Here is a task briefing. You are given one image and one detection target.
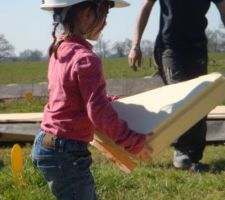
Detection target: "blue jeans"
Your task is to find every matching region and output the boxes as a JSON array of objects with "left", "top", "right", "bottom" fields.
[{"left": 31, "top": 131, "right": 98, "bottom": 200}]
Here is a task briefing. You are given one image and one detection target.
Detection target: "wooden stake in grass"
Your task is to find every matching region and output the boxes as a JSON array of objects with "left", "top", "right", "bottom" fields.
[
  {"left": 24, "top": 91, "right": 33, "bottom": 103},
  {"left": 11, "top": 144, "right": 26, "bottom": 186}
]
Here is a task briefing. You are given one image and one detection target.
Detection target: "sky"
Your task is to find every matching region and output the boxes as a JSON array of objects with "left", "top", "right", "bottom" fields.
[{"left": 0, "top": 0, "right": 223, "bottom": 56}]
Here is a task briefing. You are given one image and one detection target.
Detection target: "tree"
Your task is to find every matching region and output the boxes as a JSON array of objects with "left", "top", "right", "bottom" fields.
[
  {"left": 123, "top": 38, "right": 132, "bottom": 55},
  {"left": 141, "top": 39, "right": 154, "bottom": 56},
  {"left": 0, "top": 34, "right": 15, "bottom": 61},
  {"left": 207, "top": 29, "right": 225, "bottom": 52},
  {"left": 112, "top": 39, "right": 132, "bottom": 57},
  {"left": 111, "top": 38, "right": 154, "bottom": 58},
  {"left": 94, "top": 35, "right": 110, "bottom": 58},
  {"left": 19, "top": 49, "right": 43, "bottom": 61}
]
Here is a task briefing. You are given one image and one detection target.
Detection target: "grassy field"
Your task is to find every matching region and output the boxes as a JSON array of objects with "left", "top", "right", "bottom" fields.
[
  {"left": 1, "top": 144, "right": 225, "bottom": 200},
  {"left": 0, "top": 57, "right": 155, "bottom": 84},
  {"left": 0, "top": 52, "right": 224, "bottom": 84},
  {"left": 0, "top": 53, "right": 224, "bottom": 113},
  {"left": 0, "top": 53, "right": 225, "bottom": 199}
]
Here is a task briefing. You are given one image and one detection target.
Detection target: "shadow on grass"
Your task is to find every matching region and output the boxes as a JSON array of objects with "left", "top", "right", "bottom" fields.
[
  {"left": 149, "top": 159, "right": 225, "bottom": 174},
  {"left": 210, "top": 159, "right": 225, "bottom": 173},
  {"left": 0, "top": 160, "right": 4, "bottom": 170},
  {"left": 151, "top": 163, "right": 174, "bottom": 170}
]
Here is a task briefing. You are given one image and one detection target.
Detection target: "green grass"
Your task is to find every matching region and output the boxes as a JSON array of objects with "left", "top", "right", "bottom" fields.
[
  {"left": 103, "top": 57, "right": 154, "bottom": 79},
  {"left": 1, "top": 144, "right": 225, "bottom": 200},
  {"left": 0, "top": 98, "right": 47, "bottom": 113},
  {"left": 208, "top": 52, "right": 225, "bottom": 73},
  {"left": 0, "top": 57, "right": 154, "bottom": 84},
  {"left": 0, "top": 53, "right": 224, "bottom": 84},
  {"left": 0, "top": 61, "right": 48, "bottom": 84}
]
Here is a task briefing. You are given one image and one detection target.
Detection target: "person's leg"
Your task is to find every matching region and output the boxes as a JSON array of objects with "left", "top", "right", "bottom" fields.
[
  {"left": 32, "top": 131, "right": 98, "bottom": 200},
  {"left": 162, "top": 48, "right": 192, "bottom": 168},
  {"left": 161, "top": 48, "right": 187, "bottom": 84},
  {"left": 173, "top": 117, "right": 207, "bottom": 166},
  {"left": 57, "top": 142, "right": 98, "bottom": 200},
  {"left": 177, "top": 46, "right": 208, "bottom": 171},
  {"left": 162, "top": 47, "right": 209, "bottom": 171},
  {"left": 177, "top": 45, "right": 208, "bottom": 160}
]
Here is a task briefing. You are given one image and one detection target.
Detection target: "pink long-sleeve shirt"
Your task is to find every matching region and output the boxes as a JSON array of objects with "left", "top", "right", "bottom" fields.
[{"left": 41, "top": 35, "right": 145, "bottom": 154}]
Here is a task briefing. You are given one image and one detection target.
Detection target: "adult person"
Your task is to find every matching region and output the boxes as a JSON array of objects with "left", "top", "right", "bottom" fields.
[{"left": 128, "top": 0, "right": 225, "bottom": 172}]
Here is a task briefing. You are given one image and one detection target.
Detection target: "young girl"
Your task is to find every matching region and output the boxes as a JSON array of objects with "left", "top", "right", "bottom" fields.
[{"left": 32, "top": 0, "right": 153, "bottom": 199}]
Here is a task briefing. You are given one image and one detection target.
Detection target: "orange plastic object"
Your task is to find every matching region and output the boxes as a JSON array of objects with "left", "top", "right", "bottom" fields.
[{"left": 11, "top": 144, "right": 26, "bottom": 186}]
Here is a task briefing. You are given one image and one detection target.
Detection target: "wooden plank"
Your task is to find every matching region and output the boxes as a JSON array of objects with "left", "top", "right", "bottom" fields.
[
  {"left": 207, "top": 106, "right": 225, "bottom": 120},
  {"left": 0, "top": 105, "right": 224, "bottom": 123},
  {"left": 0, "top": 133, "right": 35, "bottom": 142},
  {"left": 0, "top": 113, "right": 43, "bottom": 123},
  {"left": 206, "top": 121, "right": 225, "bottom": 142},
  {"left": 109, "top": 73, "right": 225, "bottom": 159},
  {"left": 90, "top": 73, "right": 225, "bottom": 172},
  {"left": 91, "top": 133, "right": 137, "bottom": 173},
  {"left": 0, "top": 123, "right": 38, "bottom": 142},
  {"left": 0, "top": 123, "right": 39, "bottom": 135},
  {"left": 1, "top": 120, "right": 224, "bottom": 143}
]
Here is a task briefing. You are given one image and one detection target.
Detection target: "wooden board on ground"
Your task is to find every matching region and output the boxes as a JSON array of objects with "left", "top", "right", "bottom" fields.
[
  {"left": 0, "top": 113, "right": 43, "bottom": 123},
  {"left": 1, "top": 120, "right": 225, "bottom": 146},
  {"left": 0, "top": 133, "right": 35, "bottom": 142},
  {"left": 0, "top": 105, "right": 224, "bottom": 123},
  {"left": 207, "top": 106, "right": 225, "bottom": 120},
  {"left": 206, "top": 121, "right": 225, "bottom": 142},
  {"left": 0, "top": 123, "right": 39, "bottom": 142}
]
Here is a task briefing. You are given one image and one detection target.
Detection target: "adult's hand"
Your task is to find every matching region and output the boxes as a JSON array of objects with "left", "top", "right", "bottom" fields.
[{"left": 128, "top": 47, "right": 142, "bottom": 71}]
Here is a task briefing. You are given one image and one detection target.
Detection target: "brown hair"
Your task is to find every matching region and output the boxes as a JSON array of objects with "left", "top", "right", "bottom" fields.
[
  {"left": 48, "top": 2, "right": 97, "bottom": 59},
  {"left": 48, "top": 1, "right": 113, "bottom": 59}
]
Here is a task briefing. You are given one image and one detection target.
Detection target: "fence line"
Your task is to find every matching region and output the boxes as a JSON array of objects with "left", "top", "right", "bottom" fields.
[{"left": 0, "top": 76, "right": 164, "bottom": 100}]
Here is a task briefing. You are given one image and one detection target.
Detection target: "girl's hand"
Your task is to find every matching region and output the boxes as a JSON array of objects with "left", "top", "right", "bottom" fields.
[
  {"left": 107, "top": 95, "right": 120, "bottom": 102},
  {"left": 136, "top": 133, "right": 154, "bottom": 163}
]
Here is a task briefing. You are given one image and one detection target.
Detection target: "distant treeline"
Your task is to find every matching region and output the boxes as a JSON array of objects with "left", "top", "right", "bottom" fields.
[{"left": 0, "top": 28, "right": 225, "bottom": 62}]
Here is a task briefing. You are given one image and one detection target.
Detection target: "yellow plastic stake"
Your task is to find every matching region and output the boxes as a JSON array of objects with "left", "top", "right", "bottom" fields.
[
  {"left": 11, "top": 144, "right": 26, "bottom": 186},
  {"left": 24, "top": 91, "right": 33, "bottom": 102}
]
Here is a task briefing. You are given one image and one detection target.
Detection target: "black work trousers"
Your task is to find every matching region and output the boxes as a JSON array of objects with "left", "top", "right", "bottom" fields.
[{"left": 155, "top": 44, "right": 208, "bottom": 162}]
